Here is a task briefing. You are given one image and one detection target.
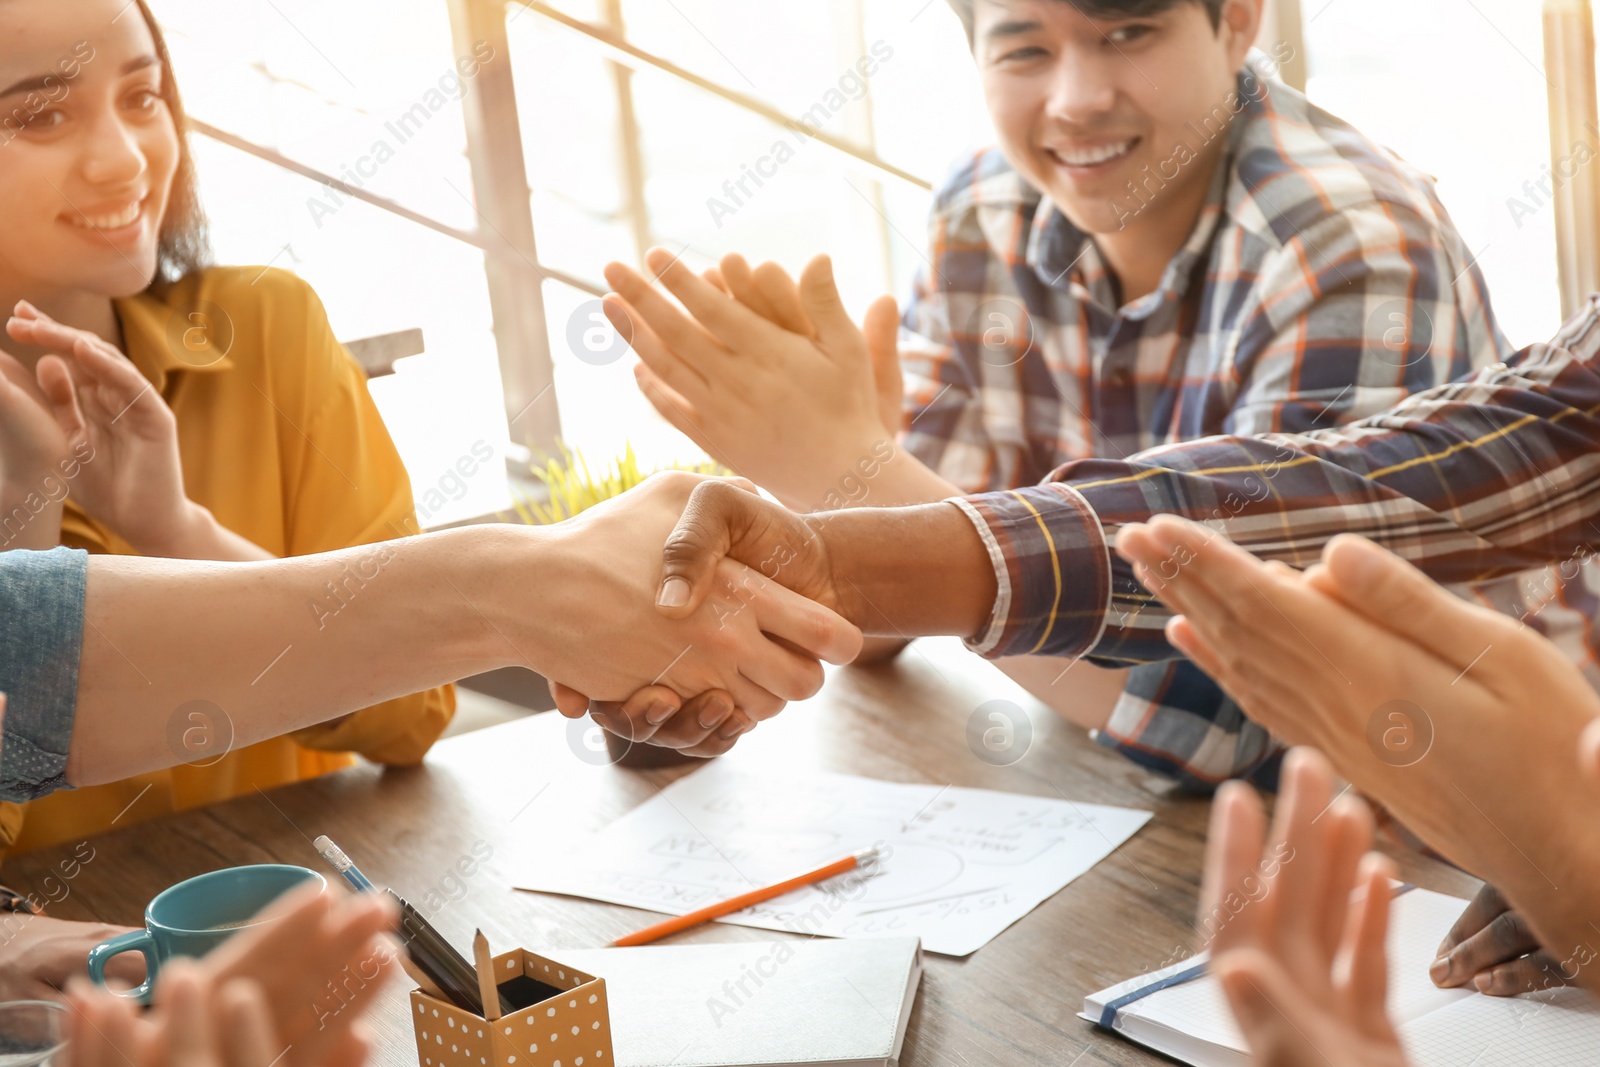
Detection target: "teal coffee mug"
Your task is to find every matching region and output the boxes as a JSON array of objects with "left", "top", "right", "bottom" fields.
[{"left": 87, "top": 865, "right": 324, "bottom": 1001}]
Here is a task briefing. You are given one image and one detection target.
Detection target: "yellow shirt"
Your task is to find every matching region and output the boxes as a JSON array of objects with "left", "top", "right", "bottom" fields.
[{"left": 0, "top": 266, "right": 455, "bottom": 858}]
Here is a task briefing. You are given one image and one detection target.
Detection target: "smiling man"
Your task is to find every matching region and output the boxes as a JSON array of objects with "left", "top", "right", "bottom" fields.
[{"left": 604, "top": 0, "right": 1508, "bottom": 788}]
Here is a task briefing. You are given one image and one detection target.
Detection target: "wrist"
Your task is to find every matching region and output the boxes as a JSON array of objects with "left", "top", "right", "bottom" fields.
[
  {"left": 125, "top": 499, "right": 214, "bottom": 558},
  {"left": 788, "top": 438, "right": 961, "bottom": 514},
  {"left": 447, "top": 523, "right": 563, "bottom": 677},
  {"left": 779, "top": 432, "right": 902, "bottom": 513},
  {"left": 0, "top": 477, "right": 65, "bottom": 550},
  {"left": 808, "top": 500, "right": 995, "bottom": 639}
]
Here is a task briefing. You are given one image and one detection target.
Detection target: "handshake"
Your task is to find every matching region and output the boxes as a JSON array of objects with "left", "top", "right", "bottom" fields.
[{"left": 530, "top": 472, "right": 869, "bottom": 759}]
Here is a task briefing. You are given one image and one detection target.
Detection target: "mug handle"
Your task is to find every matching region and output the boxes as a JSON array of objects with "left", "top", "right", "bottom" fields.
[{"left": 87, "top": 930, "right": 158, "bottom": 1001}]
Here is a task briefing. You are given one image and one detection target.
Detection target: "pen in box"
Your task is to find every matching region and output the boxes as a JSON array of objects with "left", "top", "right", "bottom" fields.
[{"left": 312, "top": 835, "right": 513, "bottom": 1016}]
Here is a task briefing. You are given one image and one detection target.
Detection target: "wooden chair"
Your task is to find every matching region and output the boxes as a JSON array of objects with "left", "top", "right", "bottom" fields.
[{"left": 342, "top": 327, "right": 425, "bottom": 379}]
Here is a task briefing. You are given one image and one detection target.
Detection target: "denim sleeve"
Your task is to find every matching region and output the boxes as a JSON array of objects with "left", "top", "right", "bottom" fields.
[{"left": 0, "top": 548, "right": 86, "bottom": 802}]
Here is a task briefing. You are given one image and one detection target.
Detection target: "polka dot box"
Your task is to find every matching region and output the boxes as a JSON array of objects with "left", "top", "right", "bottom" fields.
[{"left": 410, "top": 947, "right": 613, "bottom": 1067}]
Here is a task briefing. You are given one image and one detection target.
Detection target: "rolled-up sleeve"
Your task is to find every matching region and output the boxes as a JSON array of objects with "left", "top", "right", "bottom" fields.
[
  {"left": 0, "top": 548, "right": 87, "bottom": 802},
  {"left": 948, "top": 484, "right": 1111, "bottom": 659}
]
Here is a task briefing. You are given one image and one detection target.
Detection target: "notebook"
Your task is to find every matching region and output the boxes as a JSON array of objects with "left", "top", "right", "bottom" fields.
[
  {"left": 1081, "top": 888, "right": 1600, "bottom": 1066},
  {"left": 554, "top": 936, "right": 922, "bottom": 1067}
]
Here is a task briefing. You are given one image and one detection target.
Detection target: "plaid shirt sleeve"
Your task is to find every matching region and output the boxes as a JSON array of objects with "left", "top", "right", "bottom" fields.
[{"left": 953, "top": 299, "right": 1600, "bottom": 787}]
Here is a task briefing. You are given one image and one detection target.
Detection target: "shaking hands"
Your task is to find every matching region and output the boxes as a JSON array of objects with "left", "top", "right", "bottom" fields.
[
  {"left": 534, "top": 473, "right": 867, "bottom": 756},
  {"left": 552, "top": 476, "right": 999, "bottom": 754}
]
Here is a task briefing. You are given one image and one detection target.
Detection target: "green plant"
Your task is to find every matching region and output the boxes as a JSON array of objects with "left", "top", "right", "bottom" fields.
[{"left": 505, "top": 442, "right": 729, "bottom": 525}]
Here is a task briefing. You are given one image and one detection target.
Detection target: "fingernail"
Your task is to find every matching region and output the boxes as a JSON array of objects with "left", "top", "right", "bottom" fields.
[
  {"left": 1430, "top": 955, "right": 1452, "bottom": 984},
  {"left": 657, "top": 577, "right": 690, "bottom": 608},
  {"left": 644, "top": 699, "right": 674, "bottom": 725},
  {"left": 1328, "top": 536, "right": 1382, "bottom": 594},
  {"left": 698, "top": 697, "right": 731, "bottom": 731},
  {"left": 1583, "top": 720, "right": 1600, "bottom": 779},
  {"left": 1473, "top": 972, "right": 1493, "bottom": 994},
  {"left": 720, "top": 719, "right": 747, "bottom": 740}
]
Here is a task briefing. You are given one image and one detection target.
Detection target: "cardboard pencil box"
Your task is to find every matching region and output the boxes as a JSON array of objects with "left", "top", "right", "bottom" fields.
[{"left": 411, "top": 947, "right": 613, "bottom": 1067}]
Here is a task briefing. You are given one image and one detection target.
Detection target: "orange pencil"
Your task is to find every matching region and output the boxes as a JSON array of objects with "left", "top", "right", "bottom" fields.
[{"left": 611, "top": 846, "right": 881, "bottom": 947}]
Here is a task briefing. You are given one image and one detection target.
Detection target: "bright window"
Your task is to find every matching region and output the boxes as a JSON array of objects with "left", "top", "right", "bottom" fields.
[
  {"left": 1299, "top": 0, "right": 1558, "bottom": 349},
  {"left": 150, "top": 0, "right": 1569, "bottom": 527}
]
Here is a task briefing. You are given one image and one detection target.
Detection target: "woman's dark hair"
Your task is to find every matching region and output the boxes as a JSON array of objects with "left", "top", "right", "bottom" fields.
[
  {"left": 945, "top": 0, "right": 1225, "bottom": 45},
  {"left": 135, "top": 0, "right": 210, "bottom": 284}
]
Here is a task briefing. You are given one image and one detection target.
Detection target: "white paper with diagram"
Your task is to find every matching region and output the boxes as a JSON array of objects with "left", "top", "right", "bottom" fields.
[{"left": 514, "top": 763, "right": 1152, "bottom": 956}]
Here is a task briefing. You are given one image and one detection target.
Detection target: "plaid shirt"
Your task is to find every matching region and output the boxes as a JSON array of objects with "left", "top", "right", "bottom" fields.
[
  {"left": 901, "top": 58, "right": 1510, "bottom": 789},
  {"left": 952, "top": 298, "right": 1600, "bottom": 789}
]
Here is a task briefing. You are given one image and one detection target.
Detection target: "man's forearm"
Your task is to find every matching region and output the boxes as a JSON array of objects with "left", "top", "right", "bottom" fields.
[
  {"left": 826, "top": 448, "right": 964, "bottom": 661},
  {"left": 70, "top": 526, "right": 527, "bottom": 785},
  {"left": 831, "top": 447, "right": 1130, "bottom": 726}
]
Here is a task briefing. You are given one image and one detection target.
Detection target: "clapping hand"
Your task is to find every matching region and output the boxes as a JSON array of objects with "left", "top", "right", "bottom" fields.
[
  {"left": 63, "top": 885, "right": 398, "bottom": 1067},
  {"left": 0, "top": 311, "right": 92, "bottom": 550},
  {"left": 65, "top": 966, "right": 285, "bottom": 1067},
  {"left": 1112, "top": 516, "right": 1600, "bottom": 887},
  {"left": 696, "top": 253, "right": 904, "bottom": 444},
  {"left": 1, "top": 302, "right": 271, "bottom": 560},
  {"left": 0, "top": 332, "right": 81, "bottom": 487},
  {"left": 604, "top": 249, "right": 901, "bottom": 510},
  {"left": 5, "top": 302, "right": 193, "bottom": 553},
  {"left": 1202, "top": 748, "right": 1411, "bottom": 1067}
]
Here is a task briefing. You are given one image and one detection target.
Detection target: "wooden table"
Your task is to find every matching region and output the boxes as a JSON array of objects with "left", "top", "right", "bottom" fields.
[{"left": 7, "top": 638, "right": 1480, "bottom": 1066}]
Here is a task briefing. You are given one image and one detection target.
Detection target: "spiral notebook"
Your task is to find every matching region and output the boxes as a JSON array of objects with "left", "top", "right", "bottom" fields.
[
  {"left": 555, "top": 936, "right": 922, "bottom": 1067},
  {"left": 1081, "top": 887, "right": 1600, "bottom": 1066}
]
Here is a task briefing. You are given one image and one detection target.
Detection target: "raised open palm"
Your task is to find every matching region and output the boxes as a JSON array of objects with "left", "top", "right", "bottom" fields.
[{"left": 6, "top": 301, "right": 191, "bottom": 554}]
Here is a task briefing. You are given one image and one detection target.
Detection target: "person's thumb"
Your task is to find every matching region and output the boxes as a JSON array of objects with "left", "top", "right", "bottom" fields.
[
  {"left": 863, "top": 294, "right": 903, "bottom": 435},
  {"left": 657, "top": 479, "right": 755, "bottom": 618},
  {"left": 797, "top": 255, "right": 859, "bottom": 355},
  {"left": 657, "top": 479, "right": 813, "bottom": 619}
]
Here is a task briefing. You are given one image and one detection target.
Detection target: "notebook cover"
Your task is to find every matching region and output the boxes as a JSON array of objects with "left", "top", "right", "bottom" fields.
[{"left": 555, "top": 937, "right": 922, "bottom": 1067}]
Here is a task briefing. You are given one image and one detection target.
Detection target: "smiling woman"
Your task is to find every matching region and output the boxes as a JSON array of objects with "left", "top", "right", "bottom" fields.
[{"left": 0, "top": 0, "right": 454, "bottom": 887}]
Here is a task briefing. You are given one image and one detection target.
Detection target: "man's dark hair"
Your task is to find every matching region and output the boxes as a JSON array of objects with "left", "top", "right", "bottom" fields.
[{"left": 945, "top": 1, "right": 1225, "bottom": 46}]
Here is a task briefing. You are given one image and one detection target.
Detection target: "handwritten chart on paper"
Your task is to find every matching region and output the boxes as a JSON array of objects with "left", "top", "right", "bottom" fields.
[{"left": 515, "top": 764, "right": 1152, "bottom": 956}]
